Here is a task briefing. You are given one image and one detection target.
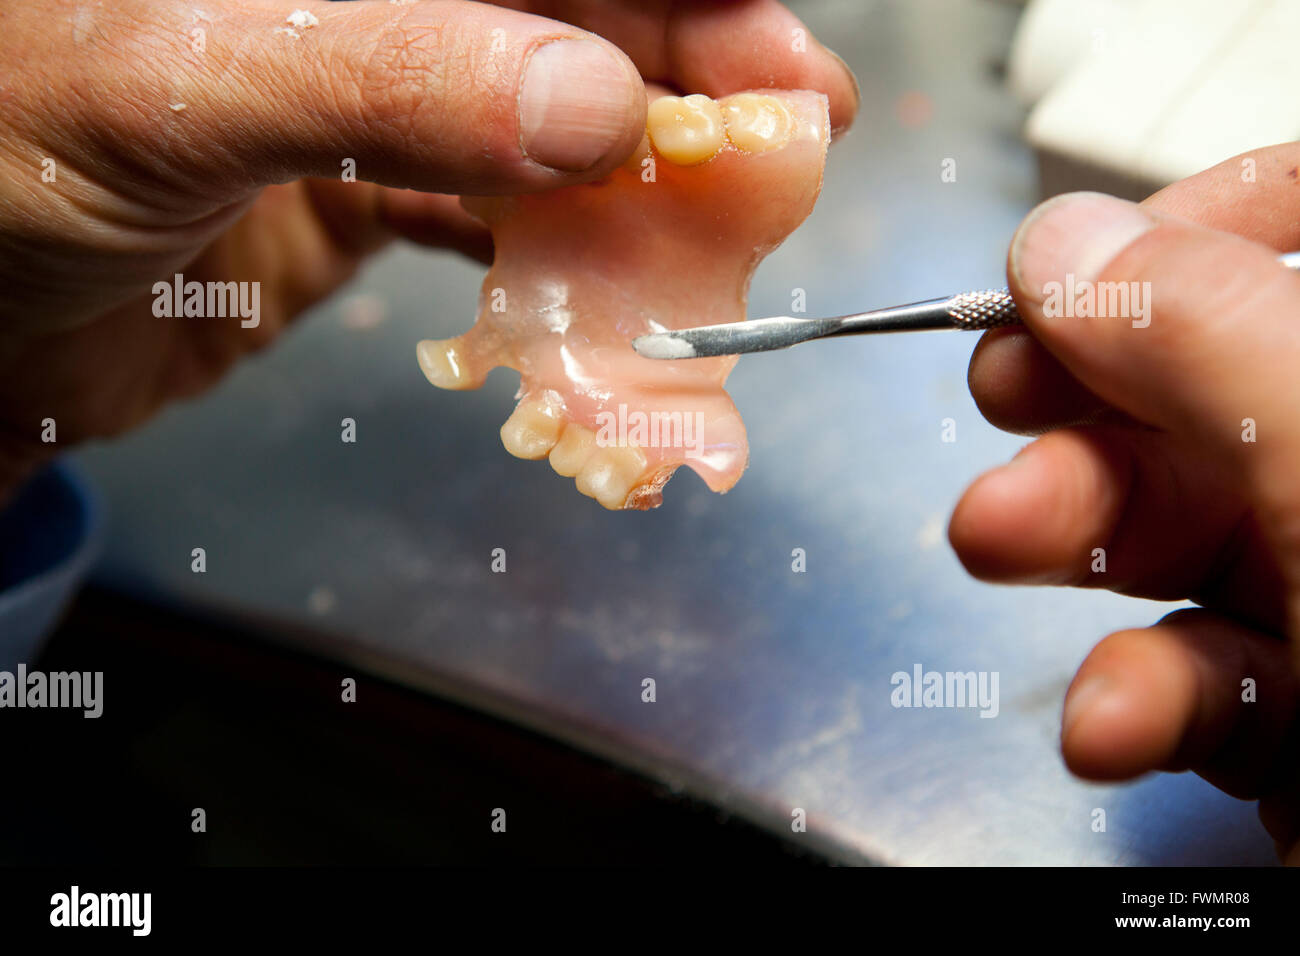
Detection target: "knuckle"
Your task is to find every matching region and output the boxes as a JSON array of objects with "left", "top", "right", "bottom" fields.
[
  {"left": 337, "top": 13, "right": 454, "bottom": 144},
  {"left": 324, "top": 10, "right": 518, "bottom": 159},
  {"left": 80, "top": 10, "right": 188, "bottom": 135}
]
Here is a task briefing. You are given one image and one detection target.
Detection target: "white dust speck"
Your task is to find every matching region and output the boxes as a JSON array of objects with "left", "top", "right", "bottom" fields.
[
  {"left": 307, "top": 586, "right": 337, "bottom": 616},
  {"left": 339, "top": 293, "right": 388, "bottom": 331},
  {"left": 887, "top": 601, "right": 913, "bottom": 621},
  {"left": 915, "top": 513, "right": 945, "bottom": 551},
  {"left": 169, "top": 103, "right": 187, "bottom": 112},
  {"left": 286, "top": 10, "right": 319, "bottom": 30}
]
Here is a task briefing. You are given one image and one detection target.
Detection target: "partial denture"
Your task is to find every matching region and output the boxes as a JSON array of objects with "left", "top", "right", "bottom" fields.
[{"left": 419, "top": 90, "right": 830, "bottom": 509}]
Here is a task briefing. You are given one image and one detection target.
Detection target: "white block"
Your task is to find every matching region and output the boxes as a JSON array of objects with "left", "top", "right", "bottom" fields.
[
  {"left": 1007, "top": 0, "right": 1133, "bottom": 105},
  {"left": 1140, "top": 0, "right": 1300, "bottom": 183},
  {"left": 1015, "top": 0, "right": 1300, "bottom": 195}
]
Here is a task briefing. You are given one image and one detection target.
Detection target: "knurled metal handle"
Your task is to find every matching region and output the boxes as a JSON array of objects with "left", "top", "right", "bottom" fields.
[{"left": 945, "top": 289, "right": 1023, "bottom": 331}]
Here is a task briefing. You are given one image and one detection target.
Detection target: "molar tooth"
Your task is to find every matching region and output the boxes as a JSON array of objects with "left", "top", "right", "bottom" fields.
[
  {"left": 574, "top": 445, "right": 649, "bottom": 510},
  {"left": 417, "top": 338, "right": 478, "bottom": 390},
  {"left": 548, "top": 424, "right": 597, "bottom": 477},
  {"left": 647, "top": 94, "right": 725, "bottom": 166},
  {"left": 500, "top": 394, "right": 566, "bottom": 459},
  {"left": 720, "top": 93, "right": 794, "bottom": 153}
]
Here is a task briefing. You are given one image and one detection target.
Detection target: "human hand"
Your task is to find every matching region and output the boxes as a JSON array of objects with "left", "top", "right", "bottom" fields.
[
  {"left": 950, "top": 145, "right": 1300, "bottom": 862},
  {"left": 0, "top": 0, "right": 858, "bottom": 498}
]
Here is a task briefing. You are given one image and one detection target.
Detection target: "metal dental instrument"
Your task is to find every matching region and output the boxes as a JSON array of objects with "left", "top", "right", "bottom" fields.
[{"left": 632, "top": 251, "right": 1300, "bottom": 360}]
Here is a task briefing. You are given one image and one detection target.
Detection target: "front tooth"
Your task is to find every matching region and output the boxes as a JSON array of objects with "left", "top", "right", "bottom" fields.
[
  {"left": 720, "top": 93, "right": 794, "bottom": 153},
  {"left": 549, "top": 424, "right": 597, "bottom": 477},
  {"left": 500, "top": 394, "right": 566, "bottom": 459},
  {"left": 575, "top": 445, "right": 648, "bottom": 510},
  {"left": 647, "top": 94, "right": 725, "bottom": 166},
  {"left": 417, "top": 338, "right": 477, "bottom": 390}
]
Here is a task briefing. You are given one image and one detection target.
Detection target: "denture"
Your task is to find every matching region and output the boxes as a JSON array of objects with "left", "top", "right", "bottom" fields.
[{"left": 418, "top": 90, "right": 830, "bottom": 509}]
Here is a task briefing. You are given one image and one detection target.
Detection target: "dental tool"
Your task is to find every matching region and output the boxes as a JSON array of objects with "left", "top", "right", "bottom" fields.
[{"left": 632, "top": 251, "right": 1300, "bottom": 360}]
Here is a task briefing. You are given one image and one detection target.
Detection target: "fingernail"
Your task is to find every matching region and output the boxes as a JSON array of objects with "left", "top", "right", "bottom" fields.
[
  {"left": 1061, "top": 675, "right": 1114, "bottom": 739},
  {"left": 1010, "top": 192, "right": 1156, "bottom": 306},
  {"left": 519, "top": 38, "right": 639, "bottom": 172},
  {"left": 823, "top": 45, "right": 860, "bottom": 135}
]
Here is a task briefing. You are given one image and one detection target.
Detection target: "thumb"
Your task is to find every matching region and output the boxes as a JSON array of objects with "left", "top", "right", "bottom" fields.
[
  {"left": 109, "top": 0, "right": 646, "bottom": 195},
  {"left": 1006, "top": 191, "right": 1300, "bottom": 636}
]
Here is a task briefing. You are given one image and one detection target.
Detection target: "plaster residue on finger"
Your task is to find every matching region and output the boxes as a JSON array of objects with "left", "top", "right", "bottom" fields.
[
  {"left": 72, "top": 6, "right": 96, "bottom": 44},
  {"left": 276, "top": 10, "right": 320, "bottom": 38}
]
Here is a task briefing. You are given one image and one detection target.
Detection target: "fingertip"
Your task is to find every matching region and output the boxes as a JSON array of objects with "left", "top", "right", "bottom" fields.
[
  {"left": 967, "top": 328, "right": 1110, "bottom": 435},
  {"left": 948, "top": 445, "right": 1058, "bottom": 582},
  {"left": 950, "top": 432, "right": 1121, "bottom": 585},
  {"left": 1008, "top": 192, "right": 1157, "bottom": 309},
  {"left": 817, "top": 42, "right": 860, "bottom": 136},
  {"left": 966, "top": 326, "right": 1024, "bottom": 398},
  {"left": 1060, "top": 629, "right": 1198, "bottom": 780},
  {"left": 947, "top": 457, "right": 1023, "bottom": 580}
]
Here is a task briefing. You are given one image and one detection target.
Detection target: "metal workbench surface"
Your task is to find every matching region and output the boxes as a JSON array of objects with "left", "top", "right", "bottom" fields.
[{"left": 74, "top": 0, "right": 1276, "bottom": 864}]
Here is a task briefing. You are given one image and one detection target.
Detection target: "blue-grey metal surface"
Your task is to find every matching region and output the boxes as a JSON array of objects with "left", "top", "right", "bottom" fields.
[{"left": 73, "top": 0, "right": 1275, "bottom": 864}]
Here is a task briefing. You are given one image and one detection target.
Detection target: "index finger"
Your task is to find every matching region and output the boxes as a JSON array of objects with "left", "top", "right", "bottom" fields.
[{"left": 1143, "top": 142, "right": 1300, "bottom": 248}]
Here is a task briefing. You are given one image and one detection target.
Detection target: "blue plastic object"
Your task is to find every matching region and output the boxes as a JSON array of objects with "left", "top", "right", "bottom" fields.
[{"left": 0, "top": 462, "right": 103, "bottom": 667}]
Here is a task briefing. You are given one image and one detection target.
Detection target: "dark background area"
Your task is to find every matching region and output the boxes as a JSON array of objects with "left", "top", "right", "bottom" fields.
[{"left": 2, "top": 589, "right": 822, "bottom": 865}]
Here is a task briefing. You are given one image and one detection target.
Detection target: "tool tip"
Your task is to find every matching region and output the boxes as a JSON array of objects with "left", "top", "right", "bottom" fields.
[{"left": 631, "top": 333, "right": 698, "bottom": 360}]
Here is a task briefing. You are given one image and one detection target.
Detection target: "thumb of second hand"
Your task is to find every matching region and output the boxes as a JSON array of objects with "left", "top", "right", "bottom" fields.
[{"left": 1007, "top": 191, "right": 1300, "bottom": 646}]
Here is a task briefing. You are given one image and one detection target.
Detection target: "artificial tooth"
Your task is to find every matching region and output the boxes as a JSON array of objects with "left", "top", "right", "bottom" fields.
[
  {"left": 575, "top": 445, "right": 648, "bottom": 510},
  {"left": 416, "top": 338, "right": 477, "bottom": 390},
  {"left": 549, "top": 424, "right": 598, "bottom": 477},
  {"left": 646, "top": 94, "right": 725, "bottom": 166},
  {"left": 720, "top": 93, "right": 794, "bottom": 153},
  {"left": 500, "top": 394, "right": 566, "bottom": 459}
]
